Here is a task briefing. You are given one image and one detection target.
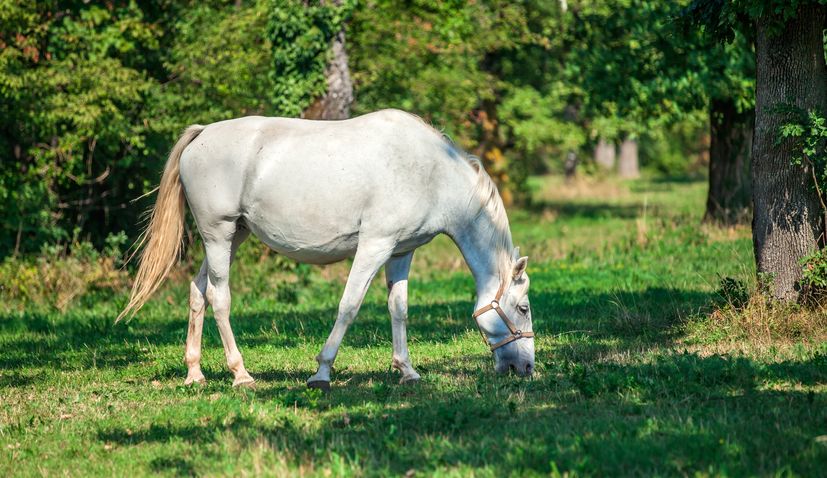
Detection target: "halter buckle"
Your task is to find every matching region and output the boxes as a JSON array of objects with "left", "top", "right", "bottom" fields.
[{"left": 490, "top": 300, "right": 499, "bottom": 308}]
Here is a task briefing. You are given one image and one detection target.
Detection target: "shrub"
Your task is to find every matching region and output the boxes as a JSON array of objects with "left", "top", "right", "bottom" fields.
[
  {"left": 0, "top": 233, "right": 129, "bottom": 312},
  {"left": 716, "top": 276, "right": 750, "bottom": 310},
  {"left": 800, "top": 248, "right": 827, "bottom": 303}
]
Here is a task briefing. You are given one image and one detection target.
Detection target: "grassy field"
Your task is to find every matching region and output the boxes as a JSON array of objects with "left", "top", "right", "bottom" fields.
[{"left": 2, "top": 176, "right": 826, "bottom": 477}]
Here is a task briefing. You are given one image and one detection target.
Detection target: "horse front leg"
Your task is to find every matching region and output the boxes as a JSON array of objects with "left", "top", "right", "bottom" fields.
[
  {"left": 307, "top": 238, "right": 395, "bottom": 390},
  {"left": 386, "top": 252, "right": 420, "bottom": 384}
]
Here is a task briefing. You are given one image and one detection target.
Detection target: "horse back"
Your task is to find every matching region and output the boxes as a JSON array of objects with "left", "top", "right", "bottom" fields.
[{"left": 179, "top": 111, "right": 475, "bottom": 260}]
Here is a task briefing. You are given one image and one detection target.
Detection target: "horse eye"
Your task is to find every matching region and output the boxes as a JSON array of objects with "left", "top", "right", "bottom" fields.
[{"left": 517, "top": 304, "right": 529, "bottom": 314}]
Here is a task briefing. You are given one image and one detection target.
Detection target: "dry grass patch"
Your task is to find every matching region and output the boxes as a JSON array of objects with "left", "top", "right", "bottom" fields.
[
  {"left": 687, "top": 292, "right": 827, "bottom": 351},
  {"left": 533, "top": 176, "right": 630, "bottom": 202}
]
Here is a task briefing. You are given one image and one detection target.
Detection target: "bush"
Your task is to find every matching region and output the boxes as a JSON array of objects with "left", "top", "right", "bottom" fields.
[
  {"left": 800, "top": 249, "right": 827, "bottom": 303},
  {"left": 0, "top": 233, "right": 129, "bottom": 312},
  {"left": 716, "top": 276, "right": 750, "bottom": 310}
]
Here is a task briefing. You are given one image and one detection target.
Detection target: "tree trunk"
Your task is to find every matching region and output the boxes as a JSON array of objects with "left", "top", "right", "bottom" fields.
[
  {"left": 704, "top": 97, "right": 753, "bottom": 224},
  {"left": 752, "top": 5, "right": 827, "bottom": 301},
  {"left": 564, "top": 150, "right": 578, "bottom": 183},
  {"left": 594, "top": 137, "right": 616, "bottom": 171},
  {"left": 618, "top": 137, "right": 639, "bottom": 178},
  {"left": 302, "top": 1, "right": 353, "bottom": 120}
]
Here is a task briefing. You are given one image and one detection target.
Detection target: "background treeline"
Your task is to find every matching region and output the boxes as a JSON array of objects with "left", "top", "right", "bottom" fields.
[
  {"left": 2, "top": 1, "right": 826, "bottom": 303},
  {"left": 0, "top": 0, "right": 727, "bottom": 257}
]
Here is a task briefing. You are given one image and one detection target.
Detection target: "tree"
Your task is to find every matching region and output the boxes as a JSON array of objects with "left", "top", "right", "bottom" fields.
[
  {"left": 700, "top": 36, "right": 755, "bottom": 224},
  {"left": 568, "top": 1, "right": 707, "bottom": 175},
  {"left": 0, "top": 1, "right": 279, "bottom": 257},
  {"left": 572, "top": 0, "right": 755, "bottom": 206},
  {"left": 705, "top": 96, "right": 753, "bottom": 223},
  {"left": 752, "top": 4, "right": 826, "bottom": 300},
  {"left": 349, "top": 0, "right": 580, "bottom": 203},
  {"left": 302, "top": 0, "right": 354, "bottom": 120},
  {"left": 594, "top": 137, "right": 617, "bottom": 171},
  {"left": 679, "top": 8, "right": 756, "bottom": 224},
  {"left": 268, "top": 0, "right": 355, "bottom": 118},
  {"left": 151, "top": 1, "right": 275, "bottom": 131},
  {"left": 619, "top": 136, "right": 640, "bottom": 179},
  {"left": 0, "top": 2, "right": 160, "bottom": 256},
  {"left": 689, "top": 0, "right": 827, "bottom": 301}
]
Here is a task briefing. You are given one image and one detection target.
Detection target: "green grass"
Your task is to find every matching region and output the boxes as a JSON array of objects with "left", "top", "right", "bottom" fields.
[{"left": 2, "top": 176, "right": 826, "bottom": 477}]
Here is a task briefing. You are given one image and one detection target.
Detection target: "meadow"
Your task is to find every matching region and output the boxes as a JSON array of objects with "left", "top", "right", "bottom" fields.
[{"left": 1, "top": 176, "right": 826, "bottom": 477}]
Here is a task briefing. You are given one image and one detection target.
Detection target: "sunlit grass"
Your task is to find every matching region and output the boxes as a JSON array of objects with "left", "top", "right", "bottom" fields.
[{"left": 1, "top": 176, "right": 825, "bottom": 476}]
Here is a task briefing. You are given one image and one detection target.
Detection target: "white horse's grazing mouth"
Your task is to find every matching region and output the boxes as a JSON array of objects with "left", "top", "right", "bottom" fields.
[{"left": 119, "top": 109, "right": 535, "bottom": 388}]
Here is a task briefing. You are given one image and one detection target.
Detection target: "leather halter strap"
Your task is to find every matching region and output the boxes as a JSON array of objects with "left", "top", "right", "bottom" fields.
[{"left": 471, "top": 281, "right": 535, "bottom": 352}]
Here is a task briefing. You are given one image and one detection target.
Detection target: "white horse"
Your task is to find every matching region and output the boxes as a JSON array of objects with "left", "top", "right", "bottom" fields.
[{"left": 119, "top": 109, "right": 535, "bottom": 389}]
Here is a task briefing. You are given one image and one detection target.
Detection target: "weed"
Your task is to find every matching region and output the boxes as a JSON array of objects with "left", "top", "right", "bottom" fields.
[
  {"left": 279, "top": 387, "right": 327, "bottom": 410},
  {"left": 716, "top": 276, "right": 750, "bottom": 310}
]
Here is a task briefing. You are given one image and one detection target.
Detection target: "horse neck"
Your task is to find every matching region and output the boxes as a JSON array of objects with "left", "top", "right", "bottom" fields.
[{"left": 450, "top": 212, "right": 509, "bottom": 307}]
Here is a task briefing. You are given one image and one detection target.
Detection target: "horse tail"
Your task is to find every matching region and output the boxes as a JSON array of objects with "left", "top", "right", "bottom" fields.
[{"left": 117, "top": 125, "right": 205, "bottom": 322}]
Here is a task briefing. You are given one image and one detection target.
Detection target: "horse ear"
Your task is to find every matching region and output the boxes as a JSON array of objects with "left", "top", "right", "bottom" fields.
[{"left": 512, "top": 256, "right": 528, "bottom": 280}]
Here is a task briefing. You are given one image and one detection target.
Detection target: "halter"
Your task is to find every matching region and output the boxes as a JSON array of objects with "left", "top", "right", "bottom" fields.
[{"left": 471, "top": 281, "right": 535, "bottom": 352}]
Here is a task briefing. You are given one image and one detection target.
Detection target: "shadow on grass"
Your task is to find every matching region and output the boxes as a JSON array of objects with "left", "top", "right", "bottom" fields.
[
  {"left": 0, "top": 285, "right": 715, "bottom": 385},
  {"left": 149, "top": 457, "right": 197, "bottom": 477},
  {"left": 6, "top": 280, "right": 821, "bottom": 475},
  {"left": 94, "top": 350, "right": 827, "bottom": 476},
  {"left": 526, "top": 201, "right": 645, "bottom": 221}
]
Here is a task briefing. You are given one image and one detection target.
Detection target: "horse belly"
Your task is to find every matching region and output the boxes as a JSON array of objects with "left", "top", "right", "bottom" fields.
[
  {"left": 241, "top": 186, "right": 364, "bottom": 265},
  {"left": 242, "top": 210, "right": 361, "bottom": 265}
]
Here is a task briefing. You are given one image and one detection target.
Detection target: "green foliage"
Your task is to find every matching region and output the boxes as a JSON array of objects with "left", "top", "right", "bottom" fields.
[
  {"left": 268, "top": 0, "right": 355, "bottom": 116},
  {"left": 717, "top": 276, "right": 750, "bottom": 309},
  {"left": 684, "top": 0, "right": 827, "bottom": 42},
  {"left": 151, "top": 0, "right": 275, "bottom": 132},
  {"left": 0, "top": 1, "right": 159, "bottom": 255},
  {"left": 565, "top": 1, "right": 754, "bottom": 178},
  {"left": 0, "top": 0, "right": 763, "bottom": 257},
  {"left": 349, "top": 0, "right": 569, "bottom": 202},
  {"left": 0, "top": 1, "right": 279, "bottom": 258},
  {"left": 498, "top": 84, "right": 587, "bottom": 163},
  {"left": 576, "top": 1, "right": 754, "bottom": 128},
  {"left": 800, "top": 249, "right": 827, "bottom": 291},
  {"left": 778, "top": 107, "right": 827, "bottom": 234},
  {"left": 639, "top": 110, "right": 708, "bottom": 175},
  {"left": 0, "top": 232, "right": 129, "bottom": 311}
]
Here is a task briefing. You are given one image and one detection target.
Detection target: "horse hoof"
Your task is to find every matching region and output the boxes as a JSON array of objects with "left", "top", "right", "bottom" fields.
[
  {"left": 233, "top": 377, "right": 256, "bottom": 388},
  {"left": 184, "top": 375, "right": 206, "bottom": 386},
  {"left": 307, "top": 380, "right": 331, "bottom": 392},
  {"left": 399, "top": 375, "right": 421, "bottom": 385}
]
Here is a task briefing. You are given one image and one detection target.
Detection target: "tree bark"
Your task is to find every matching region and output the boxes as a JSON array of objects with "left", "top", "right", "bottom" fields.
[
  {"left": 302, "top": 1, "right": 353, "bottom": 120},
  {"left": 752, "top": 4, "right": 827, "bottom": 301},
  {"left": 704, "top": 97, "right": 753, "bottom": 224},
  {"left": 618, "top": 137, "right": 639, "bottom": 178},
  {"left": 594, "top": 137, "right": 616, "bottom": 171}
]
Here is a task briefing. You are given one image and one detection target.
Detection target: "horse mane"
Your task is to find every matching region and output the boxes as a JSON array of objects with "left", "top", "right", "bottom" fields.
[
  {"left": 461, "top": 154, "right": 515, "bottom": 284},
  {"left": 401, "top": 110, "right": 515, "bottom": 282}
]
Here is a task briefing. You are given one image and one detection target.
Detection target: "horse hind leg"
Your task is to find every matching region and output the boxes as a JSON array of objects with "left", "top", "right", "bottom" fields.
[
  {"left": 203, "top": 223, "right": 254, "bottom": 387},
  {"left": 386, "top": 252, "right": 420, "bottom": 384},
  {"left": 184, "top": 260, "right": 208, "bottom": 385}
]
